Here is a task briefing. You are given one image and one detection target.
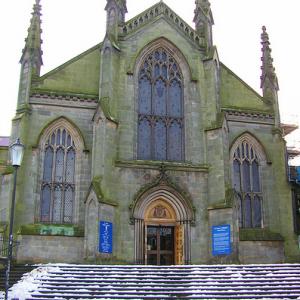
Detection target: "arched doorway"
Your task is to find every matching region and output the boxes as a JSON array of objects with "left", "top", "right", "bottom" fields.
[
  {"left": 145, "top": 199, "right": 177, "bottom": 265},
  {"left": 132, "top": 187, "right": 194, "bottom": 265}
]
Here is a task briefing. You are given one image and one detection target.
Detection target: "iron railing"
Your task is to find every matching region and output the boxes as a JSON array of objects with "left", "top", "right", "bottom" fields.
[{"left": 0, "top": 236, "right": 19, "bottom": 260}]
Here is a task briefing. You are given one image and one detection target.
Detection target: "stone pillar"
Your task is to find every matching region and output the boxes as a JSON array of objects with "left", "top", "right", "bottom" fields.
[
  {"left": 134, "top": 218, "right": 144, "bottom": 264},
  {"left": 183, "top": 221, "right": 191, "bottom": 264}
]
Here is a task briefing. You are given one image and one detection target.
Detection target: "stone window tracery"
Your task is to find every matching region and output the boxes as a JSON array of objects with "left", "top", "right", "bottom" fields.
[
  {"left": 137, "top": 47, "right": 184, "bottom": 161},
  {"left": 40, "top": 128, "right": 75, "bottom": 223},
  {"left": 232, "top": 139, "right": 263, "bottom": 228}
]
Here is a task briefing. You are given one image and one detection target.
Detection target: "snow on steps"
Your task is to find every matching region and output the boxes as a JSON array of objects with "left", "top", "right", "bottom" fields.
[{"left": 5, "top": 264, "right": 300, "bottom": 299}]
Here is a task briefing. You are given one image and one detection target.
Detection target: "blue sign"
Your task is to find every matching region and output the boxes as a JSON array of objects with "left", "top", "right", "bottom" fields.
[
  {"left": 99, "top": 221, "right": 113, "bottom": 253},
  {"left": 296, "top": 166, "right": 300, "bottom": 182},
  {"left": 212, "top": 224, "right": 231, "bottom": 256}
]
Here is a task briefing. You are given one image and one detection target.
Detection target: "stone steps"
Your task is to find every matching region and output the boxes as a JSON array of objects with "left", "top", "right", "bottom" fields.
[
  {"left": 0, "top": 264, "right": 35, "bottom": 291},
  {"left": 8, "top": 264, "right": 300, "bottom": 299}
]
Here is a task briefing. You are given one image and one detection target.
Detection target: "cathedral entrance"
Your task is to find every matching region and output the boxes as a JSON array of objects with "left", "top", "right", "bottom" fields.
[
  {"left": 143, "top": 200, "right": 181, "bottom": 265},
  {"left": 132, "top": 187, "right": 194, "bottom": 265},
  {"left": 146, "top": 225, "right": 174, "bottom": 265}
]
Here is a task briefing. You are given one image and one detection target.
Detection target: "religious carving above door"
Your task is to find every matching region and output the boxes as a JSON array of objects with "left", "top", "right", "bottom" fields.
[
  {"left": 145, "top": 199, "right": 176, "bottom": 222},
  {"left": 153, "top": 205, "right": 167, "bottom": 218}
]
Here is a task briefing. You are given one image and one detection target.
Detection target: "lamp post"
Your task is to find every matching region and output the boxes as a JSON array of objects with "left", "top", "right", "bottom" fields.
[{"left": 4, "top": 138, "right": 25, "bottom": 300}]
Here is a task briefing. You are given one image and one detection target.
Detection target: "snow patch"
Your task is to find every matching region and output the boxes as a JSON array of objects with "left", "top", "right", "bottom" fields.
[{"left": 6, "top": 265, "right": 61, "bottom": 300}]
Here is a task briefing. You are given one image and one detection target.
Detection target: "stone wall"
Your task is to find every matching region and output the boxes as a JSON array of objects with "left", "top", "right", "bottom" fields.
[
  {"left": 239, "top": 241, "right": 284, "bottom": 264},
  {"left": 17, "top": 235, "right": 84, "bottom": 263}
]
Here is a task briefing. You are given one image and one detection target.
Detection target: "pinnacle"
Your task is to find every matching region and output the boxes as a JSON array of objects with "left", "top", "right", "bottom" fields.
[
  {"left": 261, "top": 25, "right": 270, "bottom": 45},
  {"left": 20, "top": 0, "right": 43, "bottom": 69},
  {"left": 260, "top": 25, "right": 279, "bottom": 92}
]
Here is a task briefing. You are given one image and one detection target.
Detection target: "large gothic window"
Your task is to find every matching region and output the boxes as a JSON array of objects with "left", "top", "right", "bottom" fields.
[
  {"left": 40, "top": 128, "right": 75, "bottom": 223},
  {"left": 232, "top": 140, "right": 263, "bottom": 228},
  {"left": 137, "top": 48, "right": 184, "bottom": 161}
]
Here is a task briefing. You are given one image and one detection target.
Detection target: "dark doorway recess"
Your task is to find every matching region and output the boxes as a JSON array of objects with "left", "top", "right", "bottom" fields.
[{"left": 146, "top": 226, "right": 174, "bottom": 265}]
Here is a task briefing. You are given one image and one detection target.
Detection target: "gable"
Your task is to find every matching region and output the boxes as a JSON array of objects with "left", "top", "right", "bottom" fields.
[
  {"left": 121, "top": 2, "right": 205, "bottom": 52},
  {"left": 220, "top": 63, "right": 271, "bottom": 113},
  {"left": 32, "top": 45, "right": 101, "bottom": 97}
]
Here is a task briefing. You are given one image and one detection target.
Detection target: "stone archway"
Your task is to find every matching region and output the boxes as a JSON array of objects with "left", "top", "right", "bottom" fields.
[
  {"left": 132, "top": 187, "right": 194, "bottom": 265},
  {"left": 144, "top": 199, "right": 180, "bottom": 265}
]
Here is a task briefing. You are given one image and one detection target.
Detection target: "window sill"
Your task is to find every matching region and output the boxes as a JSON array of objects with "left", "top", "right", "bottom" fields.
[
  {"left": 207, "top": 202, "right": 232, "bottom": 210},
  {"left": 115, "top": 160, "right": 209, "bottom": 172},
  {"left": 239, "top": 228, "right": 284, "bottom": 241},
  {"left": 18, "top": 224, "right": 84, "bottom": 237}
]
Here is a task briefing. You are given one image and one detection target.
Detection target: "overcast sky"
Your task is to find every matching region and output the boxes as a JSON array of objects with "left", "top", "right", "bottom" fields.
[{"left": 0, "top": 0, "right": 299, "bottom": 146}]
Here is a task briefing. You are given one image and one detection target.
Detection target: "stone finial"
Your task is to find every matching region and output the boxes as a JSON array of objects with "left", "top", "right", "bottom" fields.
[
  {"left": 195, "top": 0, "right": 211, "bottom": 14},
  {"left": 105, "top": 0, "right": 128, "bottom": 37},
  {"left": 105, "top": 0, "right": 128, "bottom": 20},
  {"left": 260, "top": 26, "right": 279, "bottom": 93},
  {"left": 20, "top": 0, "right": 43, "bottom": 74},
  {"left": 193, "top": 0, "right": 214, "bottom": 53},
  {"left": 115, "top": 0, "right": 128, "bottom": 15}
]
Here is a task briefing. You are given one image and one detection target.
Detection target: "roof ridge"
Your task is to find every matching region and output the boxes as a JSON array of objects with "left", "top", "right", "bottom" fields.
[
  {"left": 220, "top": 62, "right": 264, "bottom": 100},
  {"left": 37, "top": 43, "right": 102, "bottom": 81}
]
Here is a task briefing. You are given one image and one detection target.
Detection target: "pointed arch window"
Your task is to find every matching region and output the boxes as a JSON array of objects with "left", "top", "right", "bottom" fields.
[
  {"left": 137, "top": 48, "right": 184, "bottom": 161},
  {"left": 40, "top": 128, "right": 75, "bottom": 223},
  {"left": 232, "top": 140, "right": 263, "bottom": 228}
]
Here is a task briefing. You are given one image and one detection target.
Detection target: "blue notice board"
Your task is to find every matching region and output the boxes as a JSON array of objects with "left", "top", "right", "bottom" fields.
[
  {"left": 99, "top": 221, "right": 113, "bottom": 253},
  {"left": 212, "top": 224, "right": 231, "bottom": 256}
]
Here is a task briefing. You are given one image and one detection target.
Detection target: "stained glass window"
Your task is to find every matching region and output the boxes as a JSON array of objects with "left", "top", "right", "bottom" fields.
[
  {"left": 137, "top": 48, "right": 184, "bottom": 161},
  {"left": 232, "top": 141, "right": 263, "bottom": 228},
  {"left": 40, "top": 128, "right": 75, "bottom": 223}
]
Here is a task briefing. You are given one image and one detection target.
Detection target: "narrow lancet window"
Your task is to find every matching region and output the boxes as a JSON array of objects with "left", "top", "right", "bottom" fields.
[
  {"left": 40, "top": 128, "right": 75, "bottom": 223},
  {"left": 232, "top": 140, "right": 263, "bottom": 228}
]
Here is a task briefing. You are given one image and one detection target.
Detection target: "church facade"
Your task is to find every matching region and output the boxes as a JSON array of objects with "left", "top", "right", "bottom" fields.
[{"left": 0, "top": 0, "right": 299, "bottom": 265}]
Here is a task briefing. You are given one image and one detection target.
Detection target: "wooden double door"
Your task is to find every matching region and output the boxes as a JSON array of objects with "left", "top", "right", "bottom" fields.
[{"left": 146, "top": 225, "right": 174, "bottom": 265}]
